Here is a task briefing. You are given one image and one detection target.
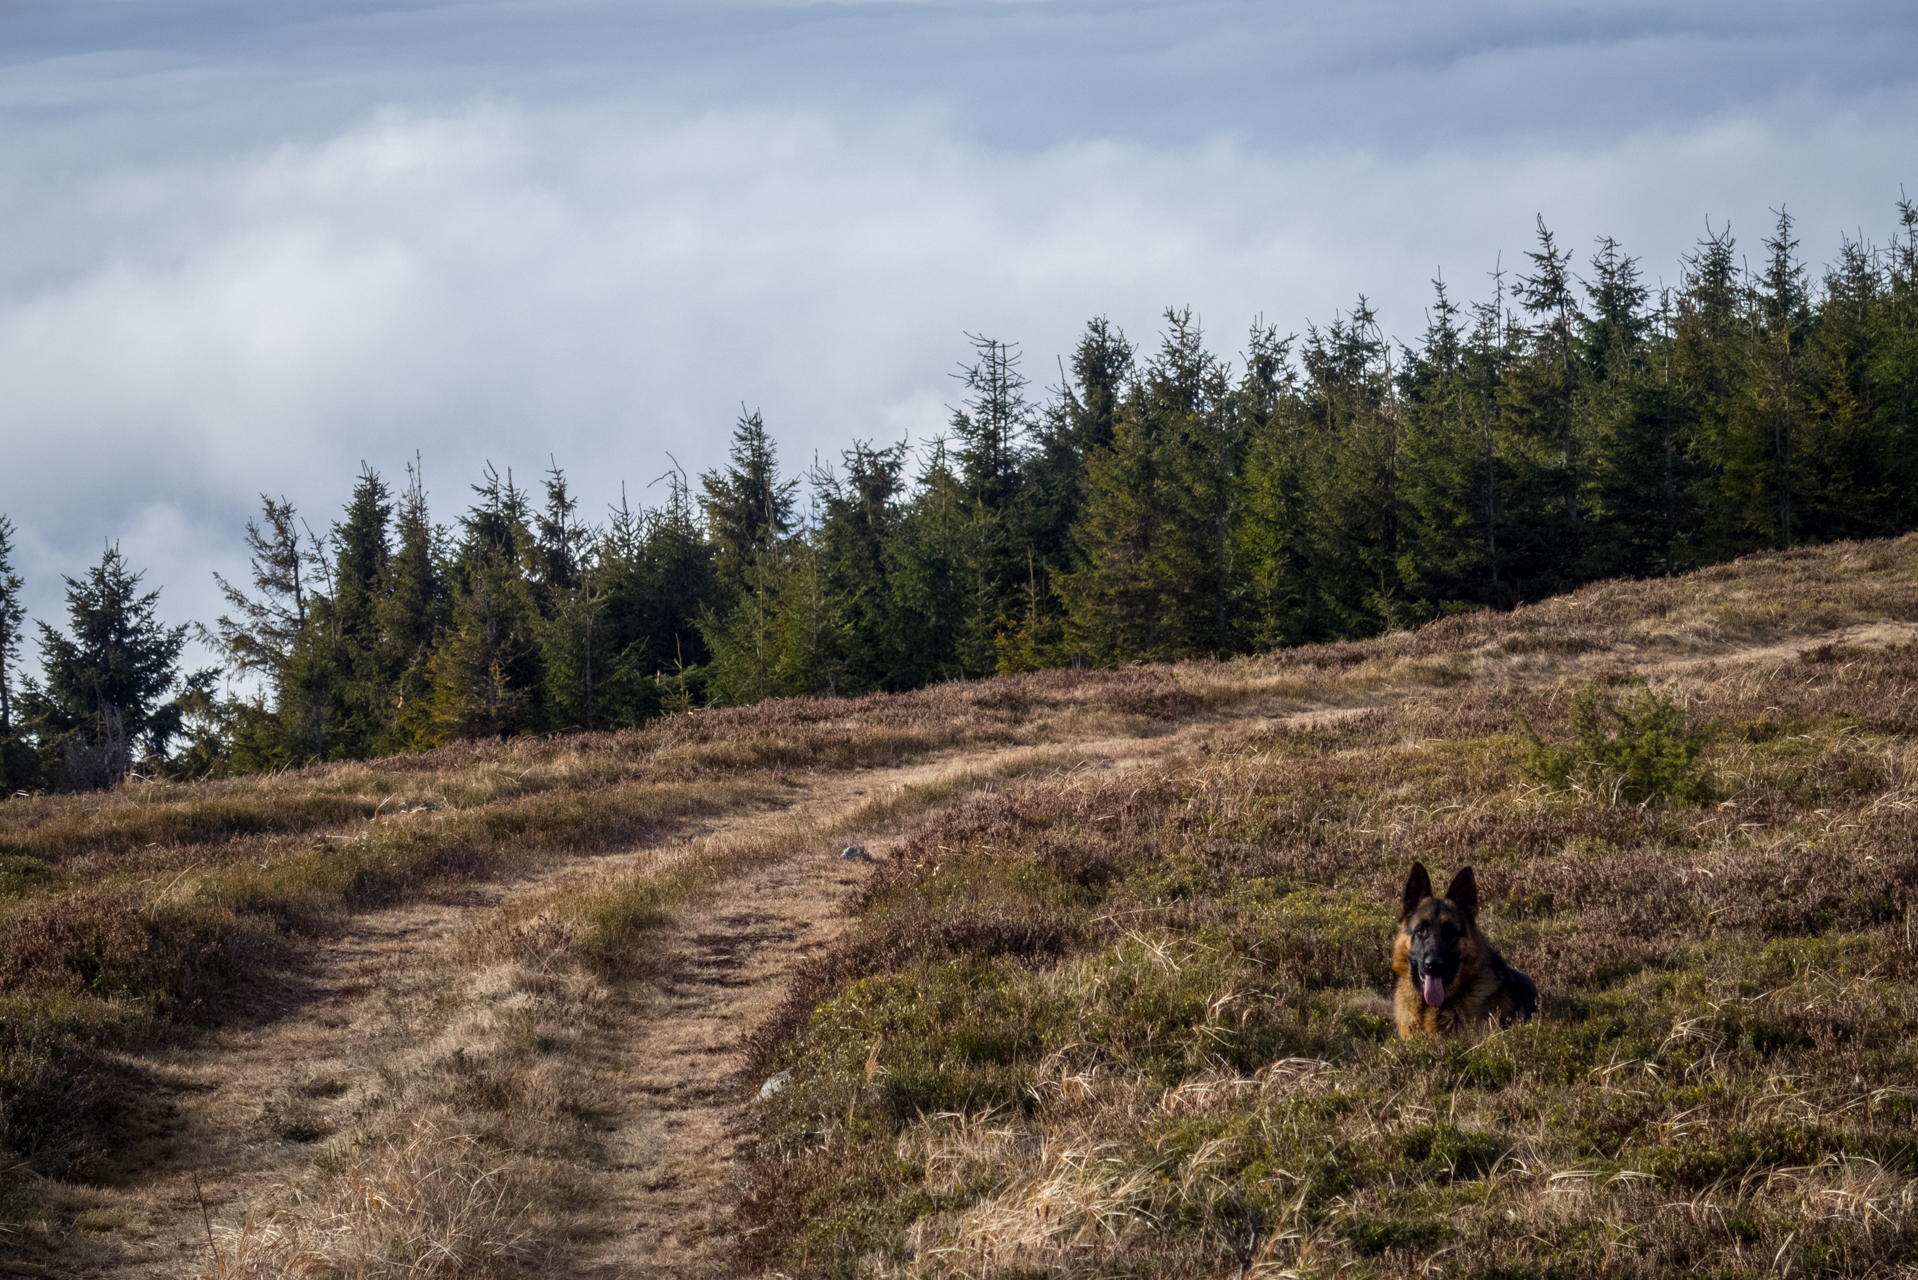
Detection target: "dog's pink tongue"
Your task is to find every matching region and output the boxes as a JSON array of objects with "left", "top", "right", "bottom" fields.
[{"left": 1422, "top": 974, "right": 1446, "bottom": 1008}]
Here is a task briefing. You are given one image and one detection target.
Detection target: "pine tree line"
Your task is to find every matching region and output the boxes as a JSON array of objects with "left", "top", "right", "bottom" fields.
[{"left": 1, "top": 203, "right": 1915, "bottom": 787}]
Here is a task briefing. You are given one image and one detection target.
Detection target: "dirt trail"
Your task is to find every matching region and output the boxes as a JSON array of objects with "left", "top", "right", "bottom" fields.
[
  {"left": 64, "top": 734, "right": 1185, "bottom": 1278},
  {"left": 1642, "top": 620, "right": 1918, "bottom": 675},
  {"left": 55, "top": 895, "right": 489, "bottom": 1276},
  {"left": 569, "top": 734, "right": 1198, "bottom": 1277},
  {"left": 585, "top": 835, "right": 875, "bottom": 1278}
]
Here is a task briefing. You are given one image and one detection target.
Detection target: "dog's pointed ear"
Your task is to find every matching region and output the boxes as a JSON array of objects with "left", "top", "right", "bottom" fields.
[
  {"left": 1400, "top": 862, "right": 1434, "bottom": 919},
  {"left": 1444, "top": 866, "right": 1478, "bottom": 920}
]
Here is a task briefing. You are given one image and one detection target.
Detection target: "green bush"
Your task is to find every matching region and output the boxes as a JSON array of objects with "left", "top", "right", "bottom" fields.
[{"left": 1518, "top": 681, "right": 1717, "bottom": 805}]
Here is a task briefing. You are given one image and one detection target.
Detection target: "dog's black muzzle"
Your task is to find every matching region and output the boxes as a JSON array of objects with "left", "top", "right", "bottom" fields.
[{"left": 1409, "top": 945, "right": 1461, "bottom": 1008}]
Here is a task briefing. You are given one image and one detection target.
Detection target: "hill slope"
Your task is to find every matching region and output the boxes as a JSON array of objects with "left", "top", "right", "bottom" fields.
[
  {"left": 738, "top": 536, "right": 1918, "bottom": 1278},
  {"left": 1, "top": 533, "right": 1916, "bottom": 1278}
]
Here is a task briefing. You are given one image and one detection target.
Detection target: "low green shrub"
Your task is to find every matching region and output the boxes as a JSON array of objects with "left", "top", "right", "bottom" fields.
[
  {"left": 1518, "top": 681, "right": 1718, "bottom": 804},
  {"left": 0, "top": 855, "right": 52, "bottom": 897}
]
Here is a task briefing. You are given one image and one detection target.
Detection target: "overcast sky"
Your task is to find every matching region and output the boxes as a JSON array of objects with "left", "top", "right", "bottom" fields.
[{"left": 2, "top": 0, "right": 1915, "bottom": 670}]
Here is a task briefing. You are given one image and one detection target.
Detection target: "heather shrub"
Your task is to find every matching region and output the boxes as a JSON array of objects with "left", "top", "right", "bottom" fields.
[{"left": 0, "top": 855, "right": 52, "bottom": 896}]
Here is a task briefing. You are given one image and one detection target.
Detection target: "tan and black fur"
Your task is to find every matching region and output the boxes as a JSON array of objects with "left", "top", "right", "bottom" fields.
[{"left": 1392, "top": 862, "right": 1537, "bottom": 1038}]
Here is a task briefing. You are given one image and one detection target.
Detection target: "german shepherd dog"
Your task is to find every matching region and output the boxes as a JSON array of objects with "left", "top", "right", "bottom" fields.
[{"left": 1393, "top": 862, "right": 1538, "bottom": 1038}]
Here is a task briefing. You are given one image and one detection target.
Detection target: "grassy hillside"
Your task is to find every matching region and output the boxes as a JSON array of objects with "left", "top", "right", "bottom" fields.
[
  {"left": 1, "top": 533, "right": 1916, "bottom": 1277},
  {"left": 0, "top": 667, "right": 1220, "bottom": 1182},
  {"left": 739, "top": 536, "right": 1918, "bottom": 1277}
]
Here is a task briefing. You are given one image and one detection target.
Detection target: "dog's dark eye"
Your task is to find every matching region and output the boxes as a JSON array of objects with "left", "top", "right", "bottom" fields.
[{"left": 1414, "top": 923, "right": 1429, "bottom": 937}]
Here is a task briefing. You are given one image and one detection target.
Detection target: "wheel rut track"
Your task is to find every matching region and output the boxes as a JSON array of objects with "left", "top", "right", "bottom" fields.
[{"left": 70, "top": 736, "right": 1182, "bottom": 1278}]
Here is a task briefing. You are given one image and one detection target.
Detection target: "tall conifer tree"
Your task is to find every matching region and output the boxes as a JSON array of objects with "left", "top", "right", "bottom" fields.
[
  {"left": 23, "top": 546, "right": 188, "bottom": 787},
  {"left": 1399, "top": 276, "right": 1490, "bottom": 606},
  {"left": 0, "top": 517, "right": 31, "bottom": 790},
  {"left": 1757, "top": 207, "right": 1809, "bottom": 549},
  {"left": 379, "top": 459, "right": 447, "bottom": 750},
  {"left": 328, "top": 466, "right": 394, "bottom": 756},
  {"left": 1516, "top": 217, "right": 1581, "bottom": 531},
  {"left": 428, "top": 466, "right": 544, "bottom": 740}
]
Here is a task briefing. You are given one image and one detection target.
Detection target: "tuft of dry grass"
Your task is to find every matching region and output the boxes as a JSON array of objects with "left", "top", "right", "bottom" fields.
[
  {"left": 194, "top": 1121, "right": 540, "bottom": 1280},
  {"left": 154, "top": 936, "right": 624, "bottom": 1280}
]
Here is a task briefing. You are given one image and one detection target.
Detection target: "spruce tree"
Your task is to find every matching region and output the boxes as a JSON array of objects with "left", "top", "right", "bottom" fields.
[
  {"left": 1012, "top": 319, "right": 1135, "bottom": 671},
  {"left": 0, "top": 516, "right": 23, "bottom": 739},
  {"left": 333, "top": 468, "right": 392, "bottom": 657},
  {"left": 698, "top": 413, "right": 799, "bottom": 705},
  {"left": 1165, "top": 314, "right": 1245, "bottom": 652},
  {"left": 378, "top": 459, "right": 448, "bottom": 751},
  {"left": 534, "top": 460, "right": 584, "bottom": 598},
  {"left": 1233, "top": 326, "right": 1319, "bottom": 649},
  {"left": 1025, "top": 322, "right": 1132, "bottom": 550},
  {"left": 1063, "top": 317, "right": 1132, "bottom": 455},
  {"left": 1645, "top": 289, "right": 1704, "bottom": 576},
  {"left": 22, "top": 545, "right": 189, "bottom": 787},
  {"left": 1576, "top": 238, "right": 1672, "bottom": 580},
  {"left": 950, "top": 334, "right": 1030, "bottom": 510},
  {"left": 769, "top": 496, "right": 846, "bottom": 697},
  {"left": 945, "top": 334, "right": 1034, "bottom": 674},
  {"left": 1581, "top": 237, "right": 1651, "bottom": 383},
  {"left": 0, "top": 516, "right": 32, "bottom": 790},
  {"left": 1494, "top": 225, "right": 1584, "bottom": 597},
  {"left": 427, "top": 466, "right": 545, "bottom": 741},
  {"left": 816, "top": 440, "right": 909, "bottom": 690},
  {"left": 536, "top": 463, "right": 615, "bottom": 730},
  {"left": 1240, "top": 320, "right": 1295, "bottom": 433},
  {"left": 1797, "top": 234, "right": 1902, "bottom": 543},
  {"left": 1757, "top": 207, "right": 1809, "bottom": 549},
  {"left": 1464, "top": 267, "right": 1517, "bottom": 601},
  {"left": 1885, "top": 196, "right": 1918, "bottom": 530},
  {"left": 426, "top": 569, "right": 534, "bottom": 739},
  {"left": 885, "top": 440, "right": 971, "bottom": 684},
  {"left": 701, "top": 409, "right": 796, "bottom": 598},
  {"left": 200, "top": 495, "right": 319, "bottom": 677},
  {"left": 1301, "top": 299, "right": 1401, "bottom": 632},
  {"left": 594, "top": 490, "right": 657, "bottom": 721},
  {"left": 599, "top": 467, "right": 714, "bottom": 720},
  {"left": 1674, "top": 222, "right": 1753, "bottom": 561},
  {"left": 1062, "top": 310, "right": 1226, "bottom": 662},
  {"left": 698, "top": 542, "right": 784, "bottom": 706},
  {"left": 195, "top": 495, "right": 325, "bottom": 770},
  {"left": 328, "top": 466, "right": 394, "bottom": 756},
  {"left": 1516, "top": 216, "right": 1582, "bottom": 529},
  {"left": 1398, "top": 276, "right": 1492, "bottom": 607}
]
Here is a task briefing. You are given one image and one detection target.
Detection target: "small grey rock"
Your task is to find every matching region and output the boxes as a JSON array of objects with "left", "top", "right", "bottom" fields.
[
  {"left": 840, "top": 845, "right": 870, "bottom": 861},
  {"left": 757, "top": 1069, "right": 793, "bottom": 1101}
]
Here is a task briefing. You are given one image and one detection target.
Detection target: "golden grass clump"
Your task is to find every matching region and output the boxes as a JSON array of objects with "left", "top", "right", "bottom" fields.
[{"left": 195, "top": 1121, "right": 539, "bottom": 1280}]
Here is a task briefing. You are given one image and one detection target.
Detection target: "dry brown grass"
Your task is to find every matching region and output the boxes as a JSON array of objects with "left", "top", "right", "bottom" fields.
[
  {"left": 0, "top": 723, "right": 1162, "bottom": 1275},
  {"left": 7, "top": 534, "right": 1918, "bottom": 1278},
  {"left": 194, "top": 1121, "right": 540, "bottom": 1280},
  {"left": 0, "top": 667, "right": 1220, "bottom": 1182},
  {"left": 151, "top": 746, "right": 1110, "bottom": 1280}
]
